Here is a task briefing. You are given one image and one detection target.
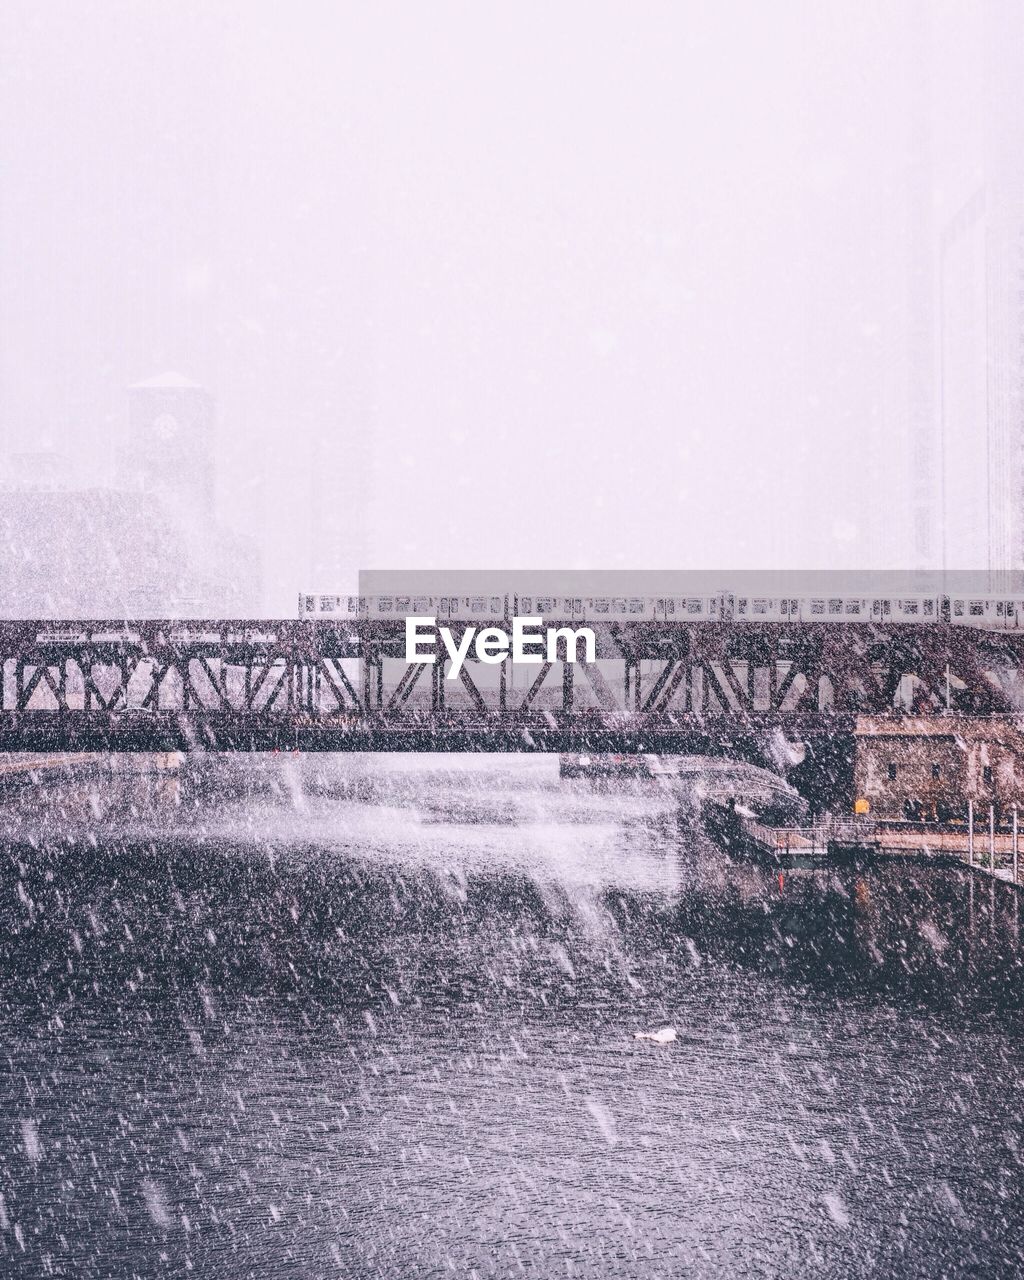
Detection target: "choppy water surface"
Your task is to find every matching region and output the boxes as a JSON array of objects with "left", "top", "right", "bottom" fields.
[{"left": 1, "top": 757, "right": 1023, "bottom": 1279}]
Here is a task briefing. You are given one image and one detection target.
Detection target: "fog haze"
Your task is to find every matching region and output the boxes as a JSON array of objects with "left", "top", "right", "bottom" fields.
[{"left": 1, "top": 2, "right": 1021, "bottom": 612}]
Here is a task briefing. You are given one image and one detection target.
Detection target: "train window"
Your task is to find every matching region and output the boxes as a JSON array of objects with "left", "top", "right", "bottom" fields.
[
  {"left": 789, "top": 599, "right": 799, "bottom": 614},
  {"left": 969, "top": 600, "right": 984, "bottom": 616},
  {"left": 320, "top": 596, "right": 339, "bottom": 612},
  {"left": 811, "top": 599, "right": 825, "bottom": 615},
  {"left": 752, "top": 599, "right": 769, "bottom": 614},
  {"left": 845, "top": 601, "right": 861, "bottom": 615},
  {"left": 571, "top": 599, "right": 582, "bottom": 613},
  {"left": 303, "top": 595, "right": 315, "bottom": 613},
  {"left": 396, "top": 596, "right": 410, "bottom": 610},
  {"left": 953, "top": 600, "right": 964, "bottom": 616},
  {"left": 536, "top": 597, "right": 555, "bottom": 612},
  {"left": 520, "top": 598, "right": 532, "bottom": 613},
  {"left": 828, "top": 599, "right": 843, "bottom": 614},
  {"left": 997, "top": 602, "right": 1005, "bottom": 616},
  {"left": 923, "top": 600, "right": 934, "bottom": 615},
  {"left": 660, "top": 598, "right": 674, "bottom": 615},
  {"left": 903, "top": 601, "right": 919, "bottom": 615},
  {"left": 709, "top": 598, "right": 718, "bottom": 614},
  {"left": 629, "top": 598, "right": 646, "bottom": 614},
  {"left": 612, "top": 599, "right": 627, "bottom": 612},
  {"left": 491, "top": 597, "right": 502, "bottom": 613},
  {"left": 413, "top": 597, "right": 431, "bottom": 612},
  {"left": 737, "top": 599, "right": 748, "bottom": 614},
  {"left": 592, "top": 599, "right": 610, "bottom": 614},
  {"left": 887, "top": 762, "right": 897, "bottom": 781},
  {"left": 469, "top": 596, "right": 486, "bottom": 611},
  {"left": 686, "top": 599, "right": 703, "bottom": 614},
  {"left": 377, "top": 598, "right": 394, "bottom": 612}
]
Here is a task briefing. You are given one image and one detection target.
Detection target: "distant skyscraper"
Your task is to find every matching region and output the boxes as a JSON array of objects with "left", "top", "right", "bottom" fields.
[
  {"left": 906, "top": 0, "right": 938, "bottom": 572},
  {"left": 929, "top": 1, "right": 1024, "bottom": 577},
  {"left": 981, "top": 0, "right": 1024, "bottom": 574},
  {"left": 937, "top": 187, "right": 988, "bottom": 571}
]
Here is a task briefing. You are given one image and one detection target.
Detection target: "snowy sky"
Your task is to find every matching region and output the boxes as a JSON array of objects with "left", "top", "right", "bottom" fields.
[{"left": 0, "top": 1, "right": 1015, "bottom": 610}]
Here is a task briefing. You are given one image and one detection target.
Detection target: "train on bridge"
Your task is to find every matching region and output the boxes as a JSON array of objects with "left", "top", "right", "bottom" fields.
[{"left": 299, "top": 591, "right": 1024, "bottom": 628}]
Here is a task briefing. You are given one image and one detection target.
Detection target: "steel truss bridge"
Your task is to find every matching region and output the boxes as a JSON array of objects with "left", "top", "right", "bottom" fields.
[{"left": 2, "top": 617, "right": 1024, "bottom": 795}]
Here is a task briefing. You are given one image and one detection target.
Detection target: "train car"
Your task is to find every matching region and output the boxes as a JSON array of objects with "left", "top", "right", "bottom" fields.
[
  {"left": 512, "top": 595, "right": 579, "bottom": 620},
  {"left": 876, "top": 596, "right": 940, "bottom": 621},
  {"left": 734, "top": 596, "right": 805, "bottom": 621},
  {"left": 445, "top": 594, "right": 508, "bottom": 621},
  {"left": 579, "top": 596, "right": 653, "bottom": 622},
  {"left": 788, "top": 596, "right": 869, "bottom": 621},
  {"left": 652, "top": 596, "right": 723, "bottom": 621},
  {"left": 363, "top": 594, "right": 443, "bottom": 619},
  {"left": 995, "top": 599, "right": 1024, "bottom": 628},
  {"left": 947, "top": 595, "right": 1006, "bottom": 628},
  {"left": 301, "top": 592, "right": 511, "bottom": 621},
  {"left": 299, "top": 593, "right": 364, "bottom": 617}
]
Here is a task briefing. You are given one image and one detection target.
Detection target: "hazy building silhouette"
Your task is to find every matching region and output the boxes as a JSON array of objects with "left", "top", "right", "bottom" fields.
[
  {"left": 0, "top": 487, "right": 254, "bottom": 616},
  {"left": 0, "top": 373, "right": 261, "bottom": 617}
]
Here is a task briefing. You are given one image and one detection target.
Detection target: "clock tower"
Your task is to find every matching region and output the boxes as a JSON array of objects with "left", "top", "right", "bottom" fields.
[{"left": 119, "top": 371, "right": 215, "bottom": 520}]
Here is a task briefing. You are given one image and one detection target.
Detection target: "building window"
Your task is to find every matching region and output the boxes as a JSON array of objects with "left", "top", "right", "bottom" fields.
[
  {"left": 932, "top": 763, "right": 941, "bottom": 779},
  {"left": 887, "top": 762, "right": 897, "bottom": 781},
  {"left": 983, "top": 765, "right": 993, "bottom": 784}
]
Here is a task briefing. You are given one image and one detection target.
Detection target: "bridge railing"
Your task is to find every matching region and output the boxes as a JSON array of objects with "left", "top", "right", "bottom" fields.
[{"left": 742, "top": 818, "right": 878, "bottom": 853}]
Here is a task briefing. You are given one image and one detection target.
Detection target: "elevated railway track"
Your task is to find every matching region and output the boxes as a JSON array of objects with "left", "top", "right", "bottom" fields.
[{"left": 1, "top": 617, "right": 1024, "bottom": 809}]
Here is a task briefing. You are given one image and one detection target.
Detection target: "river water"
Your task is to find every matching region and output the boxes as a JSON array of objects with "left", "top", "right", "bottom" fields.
[{"left": 0, "top": 757, "right": 1022, "bottom": 1278}]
